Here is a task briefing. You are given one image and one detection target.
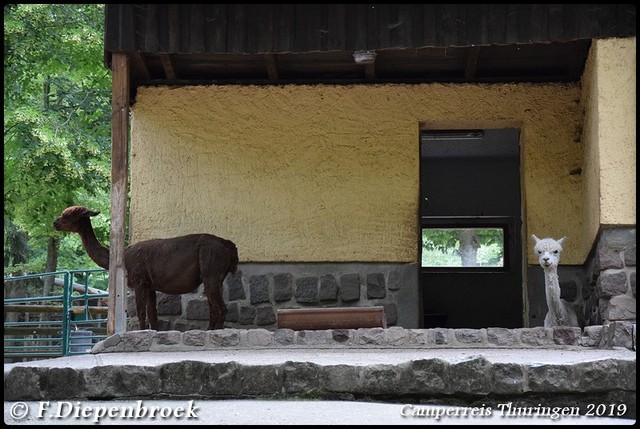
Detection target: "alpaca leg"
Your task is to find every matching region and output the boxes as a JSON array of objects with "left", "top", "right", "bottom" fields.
[
  {"left": 544, "top": 311, "right": 553, "bottom": 328},
  {"left": 134, "top": 288, "right": 148, "bottom": 330},
  {"left": 204, "top": 274, "right": 227, "bottom": 330},
  {"left": 146, "top": 289, "right": 158, "bottom": 330}
]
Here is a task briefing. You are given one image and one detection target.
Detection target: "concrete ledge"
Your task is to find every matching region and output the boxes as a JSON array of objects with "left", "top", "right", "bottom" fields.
[
  {"left": 4, "top": 348, "right": 636, "bottom": 419},
  {"left": 90, "top": 322, "right": 636, "bottom": 354}
]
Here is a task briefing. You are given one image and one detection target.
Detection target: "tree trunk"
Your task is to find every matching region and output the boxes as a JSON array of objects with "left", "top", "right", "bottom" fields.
[
  {"left": 40, "top": 236, "right": 59, "bottom": 321},
  {"left": 458, "top": 229, "right": 480, "bottom": 267}
]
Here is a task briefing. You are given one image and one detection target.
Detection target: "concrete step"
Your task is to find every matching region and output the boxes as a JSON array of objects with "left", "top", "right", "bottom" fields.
[{"left": 4, "top": 326, "right": 637, "bottom": 420}]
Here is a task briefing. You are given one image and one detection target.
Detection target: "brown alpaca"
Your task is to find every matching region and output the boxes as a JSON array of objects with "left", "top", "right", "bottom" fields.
[{"left": 53, "top": 206, "right": 238, "bottom": 331}]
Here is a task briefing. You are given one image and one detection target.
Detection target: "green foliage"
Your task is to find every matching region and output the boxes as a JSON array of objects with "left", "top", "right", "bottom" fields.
[{"left": 4, "top": 4, "right": 111, "bottom": 274}]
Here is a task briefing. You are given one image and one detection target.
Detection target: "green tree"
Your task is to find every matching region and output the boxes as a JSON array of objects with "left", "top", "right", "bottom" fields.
[{"left": 4, "top": 4, "right": 111, "bottom": 283}]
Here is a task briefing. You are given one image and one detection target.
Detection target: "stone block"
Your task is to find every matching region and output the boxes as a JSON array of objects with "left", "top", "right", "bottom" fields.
[
  {"left": 359, "top": 365, "right": 401, "bottom": 395},
  {"left": 383, "top": 303, "right": 397, "bottom": 326},
  {"left": 600, "top": 228, "right": 636, "bottom": 250},
  {"left": 455, "top": 328, "right": 483, "bottom": 344},
  {"left": 598, "top": 248, "right": 624, "bottom": 270},
  {"left": 226, "top": 271, "right": 245, "bottom": 301},
  {"left": 388, "top": 270, "right": 401, "bottom": 290},
  {"left": 122, "top": 330, "right": 153, "bottom": 351},
  {"left": 332, "top": 329, "right": 352, "bottom": 344},
  {"left": 447, "top": 356, "right": 492, "bottom": 395},
  {"left": 385, "top": 326, "right": 408, "bottom": 346},
  {"left": 256, "top": 306, "right": 277, "bottom": 325},
  {"left": 572, "top": 359, "right": 620, "bottom": 391},
  {"left": 297, "top": 330, "right": 328, "bottom": 345},
  {"left": 625, "top": 245, "right": 636, "bottom": 266},
  {"left": 273, "top": 273, "right": 293, "bottom": 302},
  {"left": 238, "top": 306, "right": 256, "bottom": 325},
  {"left": 173, "top": 320, "right": 201, "bottom": 332},
  {"left": 487, "top": 327, "right": 517, "bottom": 346},
  {"left": 520, "top": 327, "right": 551, "bottom": 346},
  {"left": 356, "top": 327, "right": 385, "bottom": 345},
  {"left": 631, "top": 272, "right": 636, "bottom": 298},
  {"left": 606, "top": 294, "right": 636, "bottom": 320},
  {"left": 319, "top": 274, "right": 339, "bottom": 301},
  {"left": 552, "top": 327, "right": 581, "bottom": 345},
  {"left": 600, "top": 321, "right": 634, "bottom": 349},
  {"left": 322, "top": 364, "right": 359, "bottom": 393},
  {"left": 339, "top": 273, "right": 361, "bottom": 302},
  {"left": 281, "top": 362, "right": 321, "bottom": 394},
  {"left": 295, "top": 276, "right": 318, "bottom": 303},
  {"left": 408, "top": 329, "right": 431, "bottom": 346},
  {"left": 249, "top": 275, "right": 269, "bottom": 304},
  {"left": 597, "top": 271, "right": 628, "bottom": 297},
  {"left": 492, "top": 363, "right": 526, "bottom": 394},
  {"left": 156, "top": 292, "right": 182, "bottom": 315},
  {"left": 183, "top": 329, "right": 206, "bottom": 346},
  {"left": 185, "top": 298, "right": 209, "bottom": 320},
  {"left": 581, "top": 325, "right": 603, "bottom": 347},
  {"left": 209, "top": 329, "right": 241, "bottom": 347},
  {"left": 398, "top": 359, "right": 448, "bottom": 394},
  {"left": 273, "top": 328, "right": 294, "bottom": 345},
  {"left": 225, "top": 302, "right": 238, "bottom": 323},
  {"left": 366, "top": 272, "right": 386, "bottom": 299},
  {"left": 154, "top": 330, "right": 181, "bottom": 346},
  {"left": 247, "top": 328, "right": 272, "bottom": 346},
  {"left": 433, "top": 328, "right": 449, "bottom": 345},
  {"left": 527, "top": 365, "right": 574, "bottom": 392}
]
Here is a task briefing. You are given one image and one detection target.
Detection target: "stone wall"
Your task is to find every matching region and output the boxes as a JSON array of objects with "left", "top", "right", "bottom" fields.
[
  {"left": 98, "top": 322, "right": 637, "bottom": 354},
  {"left": 584, "top": 228, "right": 636, "bottom": 325},
  {"left": 127, "top": 263, "right": 420, "bottom": 331},
  {"left": 127, "top": 228, "right": 635, "bottom": 332}
]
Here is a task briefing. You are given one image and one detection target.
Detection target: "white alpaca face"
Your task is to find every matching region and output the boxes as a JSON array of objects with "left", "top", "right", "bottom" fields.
[{"left": 531, "top": 235, "right": 565, "bottom": 269}]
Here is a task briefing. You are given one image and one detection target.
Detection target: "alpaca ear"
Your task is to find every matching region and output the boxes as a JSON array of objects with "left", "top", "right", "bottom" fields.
[
  {"left": 531, "top": 234, "right": 540, "bottom": 243},
  {"left": 78, "top": 207, "right": 100, "bottom": 217},
  {"left": 557, "top": 236, "right": 567, "bottom": 246}
]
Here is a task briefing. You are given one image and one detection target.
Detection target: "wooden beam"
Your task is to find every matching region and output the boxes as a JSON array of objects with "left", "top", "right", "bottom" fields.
[
  {"left": 365, "top": 62, "right": 376, "bottom": 80},
  {"left": 108, "top": 52, "right": 130, "bottom": 336},
  {"left": 264, "top": 53, "right": 278, "bottom": 80},
  {"left": 465, "top": 46, "right": 481, "bottom": 80},
  {"left": 277, "top": 306, "right": 387, "bottom": 330},
  {"left": 130, "top": 52, "right": 150, "bottom": 81},
  {"left": 159, "top": 53, "right": 177, "bottom": 80}
]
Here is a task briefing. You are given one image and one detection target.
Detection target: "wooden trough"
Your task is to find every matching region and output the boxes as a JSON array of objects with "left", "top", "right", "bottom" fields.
[{"left": 277, "top": 306, "right": 387, "bottom": 330}]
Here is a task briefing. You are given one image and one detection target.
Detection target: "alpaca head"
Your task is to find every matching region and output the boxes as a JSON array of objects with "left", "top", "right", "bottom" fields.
[
  {"left": 53, "top": 206, "right": 100, "bottom": 233},
  {"left": 531, "top": 234, "right": 566, "bottom": 270}
]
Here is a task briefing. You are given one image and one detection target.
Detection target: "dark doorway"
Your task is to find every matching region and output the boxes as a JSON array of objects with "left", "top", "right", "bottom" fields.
[{"left": 420, "top": 128, "right": 523, "bottom": 328}]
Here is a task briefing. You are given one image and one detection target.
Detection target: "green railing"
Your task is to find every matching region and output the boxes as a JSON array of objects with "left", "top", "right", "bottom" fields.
[{"left": 4, "top": 269, "right": 110, "bottom": 361}]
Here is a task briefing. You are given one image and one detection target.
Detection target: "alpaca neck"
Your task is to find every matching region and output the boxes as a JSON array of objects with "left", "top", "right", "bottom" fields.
[
  {"left": 544, "top": 268, "right": 565, "bottom": 320},
  {"left": 77, "top": 219, "right": 110, "bottom": 270}
]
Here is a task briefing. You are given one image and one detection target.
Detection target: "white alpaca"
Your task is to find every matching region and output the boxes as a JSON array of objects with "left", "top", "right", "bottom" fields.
[{"left": 531, "top": 235, "right": 579, "bottom": 327}]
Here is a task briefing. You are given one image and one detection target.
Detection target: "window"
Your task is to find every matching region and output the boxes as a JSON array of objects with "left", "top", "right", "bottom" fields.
[
  {"left": 420, "top": 216, "right": 513, "bottom": 272},
  {"left": 421, "top": 227, "right": 505, "bottom": 268}
]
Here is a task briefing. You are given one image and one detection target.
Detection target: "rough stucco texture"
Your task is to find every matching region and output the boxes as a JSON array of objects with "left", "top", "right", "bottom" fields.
[
  {"left": 594, "top": 38, "right": 636, "bottom": 226},
  {"left": 130, "top": 83, "right": 584, "bottom": 263}
]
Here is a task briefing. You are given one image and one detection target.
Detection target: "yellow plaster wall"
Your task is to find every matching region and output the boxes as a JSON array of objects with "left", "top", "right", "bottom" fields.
[
  {"left": 130, "top": 83, "right": 585, "bottom": 264},
  {"left": 580, "top": 38, "right": 602, "bottom": 253},
  {"left": 580, "top": 37, "right": 636, "bottom": 253},
  {"left": 594, "top": 38, "right": 636, "bottom": 227}
]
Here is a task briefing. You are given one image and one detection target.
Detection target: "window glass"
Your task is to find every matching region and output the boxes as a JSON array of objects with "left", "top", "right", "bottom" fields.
[{"left": 421, "top": 227, "right": 504, "bottom": 268}]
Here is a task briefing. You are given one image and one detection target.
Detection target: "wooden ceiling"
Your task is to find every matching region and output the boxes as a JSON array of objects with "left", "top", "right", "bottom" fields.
[{"left": 104, "top": 4, "right": 636, "bottom": 99}]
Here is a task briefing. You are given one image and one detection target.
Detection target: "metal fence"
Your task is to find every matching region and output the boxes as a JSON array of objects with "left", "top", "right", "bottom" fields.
[{"left": 4, "top": 269, "right": 109, "bottom": 361}]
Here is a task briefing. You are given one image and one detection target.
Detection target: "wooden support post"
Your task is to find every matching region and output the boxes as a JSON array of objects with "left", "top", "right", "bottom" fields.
[{"left": 108, "top": 52, "right": 130, "bottom": 336}]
